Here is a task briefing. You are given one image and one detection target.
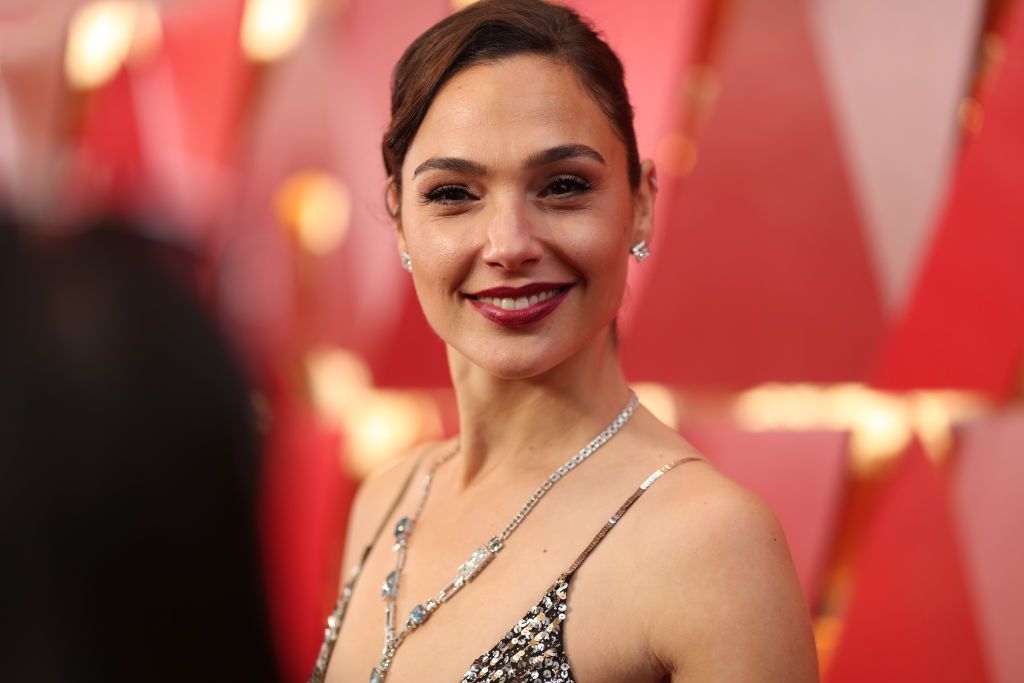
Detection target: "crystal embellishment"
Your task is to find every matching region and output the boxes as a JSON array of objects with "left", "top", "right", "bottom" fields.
[
  {"left": 381, "top": 570, "right": 399, "bottom": 599},
  {"left": 307, "top": 395, "right": 640, "bottom": 683},
  {"left": 458, "top": 546, "right": 495, "bottom": 582},
  {"left": 394, "top": 517, "right": 413, "bottom": 540}
]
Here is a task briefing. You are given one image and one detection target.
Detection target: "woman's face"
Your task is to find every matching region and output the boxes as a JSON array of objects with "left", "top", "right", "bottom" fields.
[{"left": 397, "top": 54, "right": 653, "bottom": 380}]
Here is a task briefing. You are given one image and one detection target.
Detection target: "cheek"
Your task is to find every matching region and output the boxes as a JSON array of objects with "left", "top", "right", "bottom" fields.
[
  {"left": 405, "top": 225, "right": 471, "bottom": 295},
  {"left": 574, "top": 238, "right": 626, "bottom": 277},
  {"left": 560, "top": 211, "right": 632, "bottom": 286}
]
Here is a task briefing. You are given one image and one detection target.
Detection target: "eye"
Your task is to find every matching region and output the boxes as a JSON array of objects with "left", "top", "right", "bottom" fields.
[
  {"left": 421, "top": 185, "right": 477, "bottom": 206},
  {"left": 539, "top": 174, "right": 591, "bottom": 198}
]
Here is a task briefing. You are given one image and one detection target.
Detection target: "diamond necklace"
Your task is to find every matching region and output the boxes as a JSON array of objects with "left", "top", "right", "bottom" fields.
[{"left": 369, "top": 393, "right": 640, "bottom": 683}]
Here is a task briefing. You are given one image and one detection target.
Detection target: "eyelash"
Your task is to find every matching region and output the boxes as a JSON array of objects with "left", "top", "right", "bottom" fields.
[
  {"left": 421, "top": 185, "right": 475, "bottom": 206},
  {"left": 420, "top": 175, "right": 592, "bottom": 207},
  {"left": 539, "top": 174, "right": 591, "bottom": 198}
]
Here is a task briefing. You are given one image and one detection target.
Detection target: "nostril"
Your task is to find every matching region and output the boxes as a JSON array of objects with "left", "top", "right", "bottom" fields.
[{"left": 482, "top": 240, "right": 544, "bottom": 272}]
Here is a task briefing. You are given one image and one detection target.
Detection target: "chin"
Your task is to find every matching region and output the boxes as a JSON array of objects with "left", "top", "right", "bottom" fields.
[
  {"left": 439, "top": 311, "right": 616, "bottom": 382},
  {"left": 473, "top": 350, "right": 561, "bottom": 380},
  {"left": 448, "top": 338, "right": 570, "bottom": 381}
]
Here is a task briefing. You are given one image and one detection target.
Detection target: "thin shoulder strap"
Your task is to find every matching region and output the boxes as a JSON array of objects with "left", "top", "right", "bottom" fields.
[
  {"left": 564, "top": 456, "right": 705, "bottom": 577},
  {"left": 353, "top": 445, "right": 431, "bottom": 570},
  {"left": 311, "top": 448, "right": 431, "bottom": 683}
]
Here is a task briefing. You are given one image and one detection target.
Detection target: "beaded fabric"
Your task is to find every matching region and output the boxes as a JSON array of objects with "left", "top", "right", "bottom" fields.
[
  {"left": 460, "top": 577, "right": 573, "bottom": 682},
  {"left": 311, "top": 456, "right": 705, "bottom": 683}
]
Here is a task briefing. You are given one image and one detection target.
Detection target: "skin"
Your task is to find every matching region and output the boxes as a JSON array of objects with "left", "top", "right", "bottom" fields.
[{"left": 327, "top": 55, "right": 819, "bottom": 682}]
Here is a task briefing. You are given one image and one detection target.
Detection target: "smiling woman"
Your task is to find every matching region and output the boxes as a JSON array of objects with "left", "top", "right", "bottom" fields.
[
  {"left": 312, "top": 2, "right": 819, "bottom": 682},
  {"left": 398, "top": 53, "right": 643, "bottom": 381}
]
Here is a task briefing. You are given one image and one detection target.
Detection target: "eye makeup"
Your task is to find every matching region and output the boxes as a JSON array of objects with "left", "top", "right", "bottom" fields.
[
  {"left": 420, "top": 184, "right": 478, "bottom": 206},
  {"left": 411, "top": 152, "right": 606, "bottom": 212},
  {"left": 539, "top": 174, "right": 592, "bottom": 198}
]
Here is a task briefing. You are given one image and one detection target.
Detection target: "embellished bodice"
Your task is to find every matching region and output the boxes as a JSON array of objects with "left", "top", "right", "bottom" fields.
[
  {"left": 461, "top": 577, "right": 574, "bottom": 683},
  {"left": 310, "top": 456, "right": 704, "bottom": 683}
]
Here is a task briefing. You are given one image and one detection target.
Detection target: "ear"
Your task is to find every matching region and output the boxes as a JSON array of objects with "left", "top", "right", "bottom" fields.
[
  {"left": 631, "top": 159, "right": 657, "bottom": 249},
  {"left": 386, "top": 178, "right": 407, "bottom": 253}
]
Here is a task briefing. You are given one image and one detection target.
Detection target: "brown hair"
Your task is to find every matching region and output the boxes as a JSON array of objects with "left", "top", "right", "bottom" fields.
[{"left": 383, "top": 0, "right": 641, "bottom": 202}]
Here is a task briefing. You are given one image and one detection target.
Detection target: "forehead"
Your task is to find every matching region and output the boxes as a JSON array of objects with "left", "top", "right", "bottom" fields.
[{"left": 403, "top": 54, "right": 622, "bottom": 175}]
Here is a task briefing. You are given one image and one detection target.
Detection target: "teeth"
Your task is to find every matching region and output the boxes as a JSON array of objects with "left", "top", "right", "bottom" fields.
[{"left": 478, "top": 288, "right": 563, "bottom": 310}]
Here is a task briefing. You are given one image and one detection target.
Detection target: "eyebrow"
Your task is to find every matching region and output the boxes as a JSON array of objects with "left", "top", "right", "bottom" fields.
[
  {"left": 412, "top": 156, "right": 487, "bottom": 178},
  {"left": 411, "top": 144, "right": 606, "bottom": 178},
  {"left": 526, "top": 144, "right": 606, "bottom": 168}
]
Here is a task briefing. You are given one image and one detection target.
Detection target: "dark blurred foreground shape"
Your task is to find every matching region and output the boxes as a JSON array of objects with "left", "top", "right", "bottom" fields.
[{"left": 0, "top": 214, "right": 280, "bottom": 683}]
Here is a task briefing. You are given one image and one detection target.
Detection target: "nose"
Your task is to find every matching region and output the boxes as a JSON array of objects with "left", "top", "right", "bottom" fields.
[{"left": 481, "top": 196, "right": 543, "bottom": 272}]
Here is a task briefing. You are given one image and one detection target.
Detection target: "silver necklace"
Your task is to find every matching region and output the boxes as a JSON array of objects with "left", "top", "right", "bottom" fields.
[{"left": 370, "top": 393, "right": 640, "bottom": 683}]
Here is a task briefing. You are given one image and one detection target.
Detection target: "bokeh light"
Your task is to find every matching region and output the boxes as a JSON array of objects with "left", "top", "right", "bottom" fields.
[
  {"left": 339, "top": 390, "right": 443, "bottom": 478},
  {"left": 633, "top": 382, "right": 679, "bottom": 430},
  {"left": 305, "top": 346, "right": 443, "bottom": 477},
  {"left": 65, "top": 1, "right": 141, "bottom": 90},
  {"left": 734, "top": 383, "right": 986, "bottom": 475},
  {"left": 241, "top": 0, "right": 313, "bottom": 63},
  {"left": 306, "top": 346, "right": 373, "bottom": 422},
  {"left": 275, "top": 171, "right": 352, "bottom": 256}
]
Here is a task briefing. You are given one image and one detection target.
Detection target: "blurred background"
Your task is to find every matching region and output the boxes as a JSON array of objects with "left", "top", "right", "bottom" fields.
[{"left": 1, "top": 0, "right": 1021, "bottom": 681}]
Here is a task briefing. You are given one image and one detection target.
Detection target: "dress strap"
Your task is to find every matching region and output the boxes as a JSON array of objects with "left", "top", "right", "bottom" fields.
[
  {"left": 310, "top": 447, "right": 433, "bottom": 683},
  {"left": 354, "top": 444, "right": 432, "bottom": 569},
  {"left": 564, "top": 456, "right": 705, "bottom": 577}
]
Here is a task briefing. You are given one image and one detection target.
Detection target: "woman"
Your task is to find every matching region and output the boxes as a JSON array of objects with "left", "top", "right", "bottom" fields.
[{"left": 314, "top": 1, "right": 818, "bottom": 681}]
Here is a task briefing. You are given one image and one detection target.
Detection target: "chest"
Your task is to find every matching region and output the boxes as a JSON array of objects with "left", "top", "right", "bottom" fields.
[{"left": 325, "top": 485, "right": 661, "bottom": 683}]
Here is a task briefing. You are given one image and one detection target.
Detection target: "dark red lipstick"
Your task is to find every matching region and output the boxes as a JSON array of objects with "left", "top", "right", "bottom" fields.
[{"left": 465, "top": 282, "right": 573, "bottom": 328}]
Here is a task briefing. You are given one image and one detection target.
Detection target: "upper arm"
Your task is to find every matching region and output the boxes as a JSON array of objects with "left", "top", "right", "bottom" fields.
[{"left": 647, "top": 479, "right": 820, "bottom": 682}]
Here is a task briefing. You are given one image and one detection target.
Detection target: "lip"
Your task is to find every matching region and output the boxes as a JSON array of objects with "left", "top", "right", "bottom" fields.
[
  {"left": 465, "top": 283, "right": 573, "bottom": 329},
  {"left": 467, "top": 282, "right": 573, "bottom": 298}
]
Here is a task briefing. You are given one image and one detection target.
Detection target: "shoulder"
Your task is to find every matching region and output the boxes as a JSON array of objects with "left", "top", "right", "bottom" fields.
[
  {"left": 339, "top": 440, "right": 447, "bottom": 577},
  {"left": 631, "top": 456, "right": 783, "bottom": 571},
  {"left": 638, "top": 460, "right": 820, "bottom": 682},
  {"left": 648, "top": 457, "right": 780, "bottom": 550}
]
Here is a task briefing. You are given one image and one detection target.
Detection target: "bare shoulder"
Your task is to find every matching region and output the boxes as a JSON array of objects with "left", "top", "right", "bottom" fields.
[
  {"left": 638, "top": 458, "right": 820, "bottom": 682},
  {"left": 339, "top": 441, "right": 447, "bottom": 580},
  {"left": 646, "top": 460, "right": 794, "bottom": 581}
]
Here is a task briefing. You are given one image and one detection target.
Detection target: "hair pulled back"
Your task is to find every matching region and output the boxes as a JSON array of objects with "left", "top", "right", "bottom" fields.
[{"left": 383, "top": 0, "right": 641, "bottom": 199}]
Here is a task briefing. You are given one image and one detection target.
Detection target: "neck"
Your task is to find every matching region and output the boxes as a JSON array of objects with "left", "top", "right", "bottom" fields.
[{"left": 446, "top": 331, "right": 632, "bottom": 488}]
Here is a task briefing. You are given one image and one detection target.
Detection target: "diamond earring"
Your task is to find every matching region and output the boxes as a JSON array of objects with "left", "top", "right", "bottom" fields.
[
  {"left": 630, "top": 240, "right": 651, "bottom": 263},
  {"left": 400, "top": 251, "right": 412, "bottom": 272}
]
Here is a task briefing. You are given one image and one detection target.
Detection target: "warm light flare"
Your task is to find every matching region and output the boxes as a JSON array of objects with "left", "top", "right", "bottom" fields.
[
  {"left": 846, "top": 393, "right": 911, "bottom": 472},
  {"left": 340, "top": 390, "right": 442, "bottom": 478},
  {"left": 241, "top": 0, "right": 312, "bottom": 63},
  {"left": 734, "top": 382, "right": 822, "bottom": 430},
  {"left": 734, "top": 383, "right": 986, "bottom": 474},
  {"left": 275, "top": 171, "right": 352, "bottom": 255},
  {"left": 306, "top": 346, "right": 373, "bottom": 421},
  {"left": 306, "top": 347, "right": 442, "bottom": 477},
  {"left": 633, "top": 383, "right": 680, "bottom": 430},
  {"left": 65, "top": 1, "right": 139, "bottom": 90}
]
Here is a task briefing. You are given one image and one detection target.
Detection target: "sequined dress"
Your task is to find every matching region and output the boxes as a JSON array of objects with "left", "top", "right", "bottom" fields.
[{"left": 310, "top": 456, "right": 704, "bottom": 683}]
